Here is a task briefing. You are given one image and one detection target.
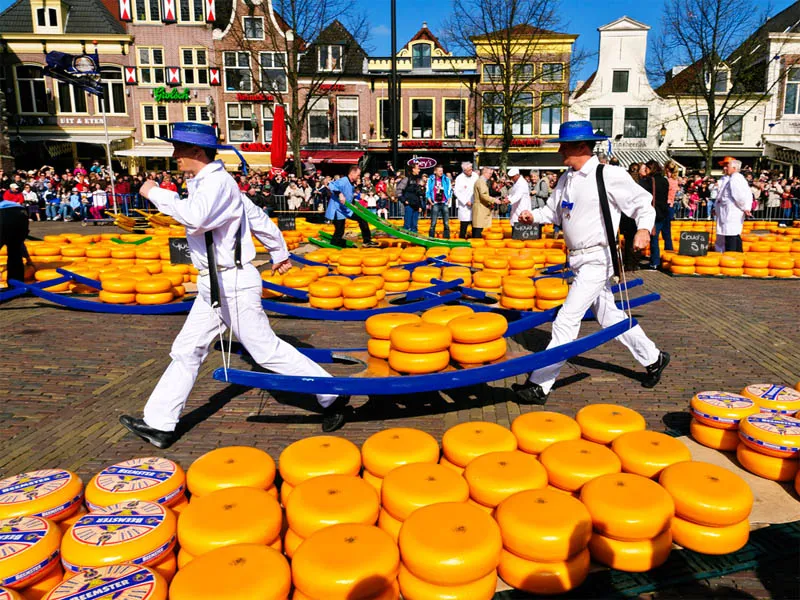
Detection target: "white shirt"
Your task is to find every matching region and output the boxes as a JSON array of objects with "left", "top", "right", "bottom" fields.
[
  {"left": 715, "top": 171, "right": 751, "bottom": 236},
  {"left": 532, "top": 156, "right": 655, "bottom": 252},
  {"left": 92, "top": 190, "right": 107, "bottom": 208},
  {"left": 507, "top": 176, "right": 532, "bottom": 224},
  {"left": 148, "top": 160, "right": 288, "bottom": 270},
  {"left": 454, "top": 172, "right": 479, "bottom": 221}
]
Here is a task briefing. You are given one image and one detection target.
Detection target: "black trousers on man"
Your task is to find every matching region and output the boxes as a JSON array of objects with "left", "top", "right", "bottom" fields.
[
  {"left": 331, "top": 214, "right": 372, "bottom": 248},
  {"left": 720, "top": 234, "right": 743, "bottom": 253},
  {"left": 472, "top": 227, "right": 483, "bottom": 239},
  {"left": 459, "top": 220, "right": 471, "bottom": 239},
  {"left": 0, "top": 207, "right": 29, "bottom": 281}
]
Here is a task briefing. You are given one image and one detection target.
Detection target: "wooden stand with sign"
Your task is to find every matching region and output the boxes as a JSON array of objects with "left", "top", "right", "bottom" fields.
[
  {"left": 169, "top": 237, "right": 192, "bottom": 265},
  {"left": 678, "top": 231, "right": 710, "bottom": 256},
  {"left": 512, "top": 223, "right": 541, "bottom": 241}
]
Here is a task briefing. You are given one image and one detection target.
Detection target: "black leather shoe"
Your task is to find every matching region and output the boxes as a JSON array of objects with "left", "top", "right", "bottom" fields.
[
  {"left": 642, "top": 351, "right": 670, "bottom": 388},
  {"left": 119, "top": 415, "right": 175, "bottom": 449},
  {"left": 362, "top": 241, "right": 380, "bottom": 248},
  {"left": 511, "top": 381, "right": 549, "bottom": 405},
  {"left": 322, "top": 396, "right": 350, "bottom": 432}
]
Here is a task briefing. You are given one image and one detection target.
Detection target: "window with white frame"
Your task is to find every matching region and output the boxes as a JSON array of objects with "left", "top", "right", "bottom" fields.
[
  {"left": 721, "top": 115, "right": 743, "bottom": 142},
  {"left": 97, "top": 67, "right": 126, "bottom": 114},
  {"left": 15, "top": 65, "right": 48, "bottom": 113},
  {"left": 687, "top": 114, "right": 708, "bottom": 141},
  {"left": 185, "top": 105, "right": 211, "bottom": 123},
  {"left": 243, "top": 16, "right": 264, "bottom": 40},
  {"left": 623, "top": 107, "right": 647, "bottom": 138},
  {"left": 143, "top": 104, "right": 170, "bottom": 140},
  {"left": 262, "top": 105, "right": 275, "bottom": 142},
  {"left": 483, "top": 64, "right": 502, "bottom": 82},
  {"left": 318, "top": 45, "right": 343, "bottom": 72},
  {"left": 540, "top": 92, "right": 562, "bottom": 135},
  {"left": 308, "top": 96, "right": 330, "bottom": 142},
  {"left": 134, "top": 0, "right": 160, "bottom": 21},
  {"left": 224, "top": 52, "right": 251, "bottom": 92},
  {"left": 226, "top": 103, "right": 255, "bottom": 142},
  {"left": 57, "top": 81, "right": 87, "bottom": 114},
  {"left": 444, "top": 98, "right": 466, "bottom": 139},
  {"left": 35, "top": 7, "right": 59, "bottom": 30},
  {"left": 260, "top": 52, "right": 287, "bottom": 93},
  {"left": 589, "top": 107, "right": 613, "bottom": 137},
  {"left": 482, "top": 92, "right": 503, "bottom": 135},
  {"left": 178, "top": 0, "right": 204, "bottom": 22},
  {"left": 337, "top": 96, "right": 359, "bottom": 143},
  {"left": 542, "top": 63, "right": 563, "bottom": 82},
  {"left": 784, "top": 67, "right": 800, "bottom": 115},
  {"left": 181, "top": 48, "right": 208, "bottom": 87},
  {"left": 511, "top": 92, "right": 533, "bottom": 135},
  {"left": 138, "top": 47, "right": 165, "bottom": 86},
  {"left": 612, "top": 70, "right": 629, "bottom": 93},
  {"left": 411, "top": 99, "right": 433, "bottom": 138}
]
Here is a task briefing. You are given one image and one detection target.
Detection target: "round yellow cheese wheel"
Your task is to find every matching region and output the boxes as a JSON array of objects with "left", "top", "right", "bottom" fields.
[
  {"left": 398, "top": 564, "right": 496, "bottom": 600},
  {"left": 382, "top": 269, "right": 411, "bottom": 283},
  {"left": 510, "top": 411, "right": 581, "bottom": 454},
  {"left": 377, "top": 508, "right": 403, "bottom": 542},
  {"left": 367, "top": 338, "right": 391, "bottom": 360},
  {"left": 283, "top": 528, "right": 304, "bottom": 560},
  {"left": 0, "top": 516, "right": 61, "bottom": 589},
  {"left": 447, "top": 313, "right": 508, "bottom": 344},
  {"left": 588, "top": 529, "right": 672, "bottom": 572},
  {"left": 293, "top": 582, "right": 399, "bottom": 600},
  {"left": 285, "top": 475, "right": 379, "bottom": 539},
  {"left": 610, "top": 431, "right": 693, "bottom": 479},
  {"left": 449, "top": 338, "right": 507, "bottom": 365},
  {"left": 365, "top": 313, "right": 421, "bottom": 340},
  {"left": 177, "top": 547, "right": 193, "bottom": 569},
  {"left": 0, "top": 587, "right": 23, "bottom": 600},
  {"left": 420, "top": 305, "right": 474, "bottom": 328},
  {"left": 278, "top": 437, "right": 361, "bottom": 487},
  {"left": 388, "top": 349, "right": 450, "bottom": 374},
  {"left": 343, "top": 295, "right": 378, "bottom": 310},
  {"left": 17, "top": 561, "right": 62, "bottom": 597},
  {"left": 580, "top": 473, "right": 675, "bottom": 541},
  {"left": 309, "top": 296, "right": 344, "bottom": 310},
  {"left": 43, "top": 564, "right": 167, "bottom": 600},
  {"left": 534, "top": 278, "right": 569, "bottom": 300},
  {"left": 343, "top": 282, "right": 378, "bottom": 299},
  {"left": 389, "top": 323, "right": 452, "bottom": 353},
  {"left": 135, "top": 278, "right": 172, "bottom": 294},
  {"left": 690, "top": 391, "right": 759, "bottom": 429},
  {"left": 736, "top": 443, "right": 800, "bottom": 482},
  {"left": 498, "top": 547, "right": 590, "bottom": 595},
  {"left": 381, "top": 464, "right": 468, "bottom": 522},
  {"left": 361, "top": 429, "right": 439, "bottom": 478},
  {"left": 169, "top": 544, "right": 290, "bottom": 600},
  {"left": 61, "top": 500, "right": 176, "bottom": 573},
  {"left": 658, "top": 462, "right": 753, "bottom": 526},
  {"left": 308, "top": 281, "right": 343, "bottom": 299},
  {"left": 186, "top": 446, "right": 276, "bottom": 498},
  {"left": 741, "top": 384, "right": 800, "bottom": 415},
  {"left": 575, "top": 404, "right": 646, "bottom": 444},
  {"left": 738, "top": 413, "right": 800, "bottom": 458},
  {"left": 671, "top": 516, "right": 749, "bottom": 555},
  {"left": 177, "top": 487, "right": 282, "bottom": 557},
  {"left": 500, "top": 296, "right": 535, "bottom": 311},
  {"left": 57, "top": 507, "right": 87, "bottom": 536},
  {"left": 539, "top": 439, "right": 622, "bottom": 492},
  {"left": 292, "top": 524, "right": 399, "bottom": 600},
  {"left": 442, "top": 422, "right": 518, "bottom": 468},
  {"left": 690, "top": 418, "right": 740, "bottom": 451},
  {"left": 399, "top": 502, "right": 501, "bottom": 586},
  {"left": 463, "top": 451, "right": 547, "bottom": 508},
  {"left": 102, "top": 278, "right": 137, "bottom": 294},
  {"left": 0, "top": 470, "right": 83, "bottom": 520},
  {"left": 85, "top": 458, "right": 185, "bottom": 510}
]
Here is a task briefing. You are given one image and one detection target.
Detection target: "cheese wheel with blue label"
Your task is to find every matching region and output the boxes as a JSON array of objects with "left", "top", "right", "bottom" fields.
[
  {"left": 60, "top": 500, "right": 176, "bottom": 574},
  {"left": 186, "top": 447, "right": 276, "bottom": 499},
  {"left": 741, "top": 384, "right": 800, "bottom": 415},
  {"left": 85, "top": 458, "right": 185, "bottom": 511},
  {"left": 690, "top": 392, "right": 759, "bottom": 429},
  {"left": 43, "top": 564, "right": 167, "bottom": 600},
  {"left": 0, "top": 516, "right": 61, "bottom": 590},
  {"left": 0, "top": 470, "right": 83, "bottom": 521},
  {"left": 0, "top": 588, "right": 23, "bottom": 600},
  {"left": 738, "top": 414, "right": 800, "bottom": 458}
]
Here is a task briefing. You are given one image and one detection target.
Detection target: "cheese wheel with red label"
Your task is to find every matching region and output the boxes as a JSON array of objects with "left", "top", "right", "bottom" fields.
[
  {"left": 0, "top": 516, "right": 61, "bottom": 590},
  {"left": 0, "top": 470, "right": 83, "bottom": 521},
  {"left": 690, "top": 391, "right": 759, "bottom": 429},
  {"left": 43, "top": 565, "right": 167, "bottom": 600},
  {"left": 85, "top": 458, "right": 185, "bottom": 511},
  {"left": 741, "top": 384, "right": 800, "bottom": 415}
]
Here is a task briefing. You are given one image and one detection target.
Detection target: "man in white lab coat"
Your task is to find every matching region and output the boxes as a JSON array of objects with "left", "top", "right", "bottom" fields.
[
  {"left": 714, "top": 157, "right": 752, "bottom": 253},
  {"left": 120, "top": 123, "right": 347, "bottom": 448},
  {"left": 513, "top": 121, "right": 669, "bottom": 404},
  {"left": 506, "top": 167, "right": 531, "bottom": 225},
  {"left": 453, "top": 162, "right": 479, "bottom": 239}
]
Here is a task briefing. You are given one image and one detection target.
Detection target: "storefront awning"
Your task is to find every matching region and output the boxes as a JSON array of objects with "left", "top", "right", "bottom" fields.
[
  {"left": 300, "top": 150, "right": 364, "bottom": 165},
  {"left": 115, "top": 146, "right": 174, "bottom": 158},
  {"left": 218, "top": 150, "right": 272, "bottom": 171},
  {"left": 610, "top": 150, "right": 681, "bottom": 169}
]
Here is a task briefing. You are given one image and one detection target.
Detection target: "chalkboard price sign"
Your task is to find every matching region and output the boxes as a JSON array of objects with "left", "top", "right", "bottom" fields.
[
  {"left": 278, "top": 215, "right": 296, "bottom": 231},
  {"left": 678, "top": 231, "right": 709, "bottom": 256},
  {"left": 169, "top": 237, "right": 192, "bottom": 265},
  {"left": 512, "top": 223, "right": 541, "bottom": 241}
]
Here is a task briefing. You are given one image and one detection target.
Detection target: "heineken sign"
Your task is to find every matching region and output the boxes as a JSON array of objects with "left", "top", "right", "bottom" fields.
[{"left": 154, "top": 87, "right": 190, "bottom": 102}]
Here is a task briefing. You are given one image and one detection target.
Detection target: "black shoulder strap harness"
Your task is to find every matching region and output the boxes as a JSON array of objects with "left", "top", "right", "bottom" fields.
[
  {"left": 204, "top": 226, "right": 243, "bottom": 310},
  {"left": 595, "top": 164, "right": 621, "bottom": 281}
]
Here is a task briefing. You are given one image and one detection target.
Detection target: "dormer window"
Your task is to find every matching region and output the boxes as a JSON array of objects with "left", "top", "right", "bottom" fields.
[
  {"left": 33, "top": 4, "right": 61, "bottom": 33},
  {"left": 318, "top": 45, "right": 342, "bottom": 72},
  {"left": 412, "top": 44, "right": 431, "bottom": 69}
]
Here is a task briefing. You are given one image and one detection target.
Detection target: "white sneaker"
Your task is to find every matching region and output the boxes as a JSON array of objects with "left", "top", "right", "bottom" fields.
[{"left": 54, "top": 215, "right": 61, "bottom": 220}]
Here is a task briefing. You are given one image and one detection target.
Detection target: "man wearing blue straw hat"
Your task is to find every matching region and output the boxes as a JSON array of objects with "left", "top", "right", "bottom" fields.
[
  {"left": 513, "top": 121, "right": 670, "bottom": 404},
  {"left": 119, "top": 123, "right": 349, "bottom": 448}
]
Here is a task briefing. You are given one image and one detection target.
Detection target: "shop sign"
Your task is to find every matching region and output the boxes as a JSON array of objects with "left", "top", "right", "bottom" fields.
[
  {"left": 511, "top": 138, "right": 543, "bottom": 147},
  {"left": 154, "top": 87, "right": 190, "bottom": 102},
  {"left": 401, "top": 140, "right": 443, "bottom": 149},
  {"left": 319, "top": 84, "right": 346, "bottom": 92},
  {"left": 240, "top": 142, "right": 271, "bottom": 152},
  {"left": 407, "top": 156, "right": 437, "bottom": 169},
  {"left": 613, "top": 139, "right": 648, "bottom": 149},
  {"left": 236, "top": 93, "right": 274, "bottom": 102},
  {"left": 58, "top": 117, "right": 105, "bottom": 125}
]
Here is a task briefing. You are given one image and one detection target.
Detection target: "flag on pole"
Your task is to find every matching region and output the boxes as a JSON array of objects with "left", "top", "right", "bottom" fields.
[{"left": 43, "top": 51, "right": 104, "bottom": 97}]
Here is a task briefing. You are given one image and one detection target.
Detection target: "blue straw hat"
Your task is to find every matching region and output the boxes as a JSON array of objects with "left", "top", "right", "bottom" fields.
[
  {"left": 159, "top": 122, "right": 249, "bottom": 174},
  {"left": 547, "top": 120, "right": 609, "bottom": 143}
]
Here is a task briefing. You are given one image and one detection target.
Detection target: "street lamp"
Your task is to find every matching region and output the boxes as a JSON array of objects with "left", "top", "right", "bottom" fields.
[{"left": 658, "top": 124, "right": 667, "bottom": 145}]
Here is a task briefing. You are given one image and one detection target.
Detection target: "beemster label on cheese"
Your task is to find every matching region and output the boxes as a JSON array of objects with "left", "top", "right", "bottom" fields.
[
  {"left": 70, "top": 502, "right": 166, "bottom": 547},
  {"left": 95, "top": 459, "right": 177, "bottom": 494},
  {"left": 0, "top": 471, "right": 71, "bottom": 505},
  {"left": 0, "top": 516, "right": 51, "bottom": 561},
  {"left": 46, "top": 565, "right": 159, "bottom": 599}
]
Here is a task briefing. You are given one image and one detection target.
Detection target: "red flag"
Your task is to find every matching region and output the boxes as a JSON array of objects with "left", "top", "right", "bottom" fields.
[{"left": 270, "top": 104, "right": 287, "bottom": 176}]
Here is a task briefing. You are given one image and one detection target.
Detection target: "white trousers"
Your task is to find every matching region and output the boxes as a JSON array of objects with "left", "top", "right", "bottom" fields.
[
  {"left": 529, "top": 249, "right": 660, "bottom": 394},
  {"left": 143, "top": 264, "right": 337, "bottom": 432}
]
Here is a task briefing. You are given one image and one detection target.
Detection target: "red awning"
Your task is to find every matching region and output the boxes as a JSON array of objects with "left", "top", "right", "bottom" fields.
[{"left": 300, "top": 150, "right": 364, "bottom": 165}]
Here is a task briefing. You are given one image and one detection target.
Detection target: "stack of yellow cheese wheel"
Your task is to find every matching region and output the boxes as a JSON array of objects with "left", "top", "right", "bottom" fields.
[
  {"left": 378, "top": 464, "right": 469, "bottom": 542},
  {"left": 410, "top": 266, "right": 441, "bottom": 291},
  {"left": 419, "top": 305, "right": 473, "bottom": 327},
  {"left": 177, "top": 487, "right": 283, "bottom": 567},
  {"left": 360, "top": 428, "right": 440, "bottom": 493},
  {"left": 365, "top": 313, "right": 421, "bottom": 360},
  {"left": 99, "top": 274, "right": 183, "bottom": 305},
  {"left": 510, "top": 411, "right": 582, "bottom": 456},
  {"left": 539, "top": 439, "right": 622, "bottom": 496},
  {"left": 261, "top": 272, "right": 285, "bottom": 299},
  {"left": 736, "top": 414, "right": 800, "bottom": 482},
  {"left": 670, "top": 255, "right": 695, "bottom": 275},
  {"left": 61, "top": 500, "right": 177, "bottom": 582},
  {"left": 354, "top": 276, "right": 386, "bottom": 301},
  {"left": 534, "top": 277, "right": 569, "bottom": 310},
  {"left": 495, "top": 489, "right": 592, "bottom": 595},
  {"left": 0, "top": 470, "right": 84, "bottom": 529},
  {"left": 446, "top": 313, "right": 508, "bottom": 366},
  {"left": 689, "top": 391, "right": 760, "bottom": 451},
  {"left": 43, "top": 565, "right": 168, "bottom": 600},
  {"left": 582, "top": 474, "right": 675, "bottom": 572},
  {"left": 186, "top": 446, "right": 277, "bottom": 499},
  {"left": 277, "top": 436, "right": 361, "bottom": 504},
  {"left": 472, "top": 271, "right": 502, "bottom": 293},
  {"left": 388, "top": 322, "right": 452, "bottom": 374},
  {"left": 500, "top": 275, "right": 536, "bottom": 311},
  {"left": 611, "top": 431, "right": 692, "bottom": 479},
  {"left": 170, "top": 544, "right": 291, "bottom": 600},
  {"left": 463, "top": 451, "right": 548, "bottom": 513},
  {"left": 659, "top": 462, "right": 753, "bottom": 554},
  {"left": 0, "top": 516, "right": 63, "bottom": 598},
  {"left": 440, "top": 421, "right": 518, "bottom": 475},
  {"left": 85, "top": 457, "right": 186, "bottom": 513},
  {"left": 398, "top": 502, "right": 501, "bottom": 600},
  {"left": 741, "top": 384, "right": 800, "bottom": 415},
  {"left": 307, "top": 279, "right": 344, "bottom": 310},
  {"left": 342, "top": 281, "right": 379, "bottom": 310},
  {"left": 576, "top": 404, "right": 647, "bottom": 444},
  {"left": 283, "top": 475, "right": 379, "bottom": 559},
  {"left": 381, "top": 268, "right": 411, "bottom": 293},
  {"left": 292, "top": 524, "right": 399, "bottom": 600}
]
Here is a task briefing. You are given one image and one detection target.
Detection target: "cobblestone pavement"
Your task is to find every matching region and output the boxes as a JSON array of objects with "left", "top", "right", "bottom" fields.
[{"left": 2, "top": 221, "right": 799, "bottom": 598}]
